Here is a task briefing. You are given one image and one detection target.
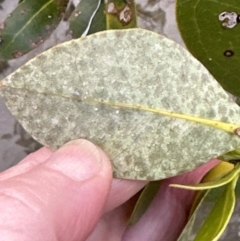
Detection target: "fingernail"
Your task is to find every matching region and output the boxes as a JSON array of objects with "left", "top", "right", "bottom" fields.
[{"left": 46, "top": 139, "right": 103, "bottom": 181}]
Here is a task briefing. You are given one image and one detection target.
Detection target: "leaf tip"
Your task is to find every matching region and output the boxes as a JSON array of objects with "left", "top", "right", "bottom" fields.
[
  {"left": 169, "top": 184, "right": 203, "bottom": 190},
  {"left": 169, "top": 184, "right": 184, "bottom": 189}
]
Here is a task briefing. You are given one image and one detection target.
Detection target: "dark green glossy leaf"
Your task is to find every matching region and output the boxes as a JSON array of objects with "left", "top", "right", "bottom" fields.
[
  {"left": 128, "top": 180, "right": 161, "bottom": 226},
  {"left": 176, "top": 0, "right": 240, "bottom": 97},
  {"left": 1, "top": 29, "right": 240, "bottom": 180},
  {"left": 87, "top": 0, "right": 106, "bottom": 34},
  {"left": 69, "top": 0, "right": 137, "bottom": 38},
  {"left": 0, "top": 0, "right": 68, "bottom": 60},
  {"left": 69, "top": 0, "right": 103, "bottom": 38}
]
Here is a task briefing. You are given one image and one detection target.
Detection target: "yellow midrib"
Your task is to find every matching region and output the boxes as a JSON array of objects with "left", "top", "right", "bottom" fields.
[
  {"left": 86, "top": 98, "right": 240, "bottom": 135},
  {"left": 1, "top": 82, "right": 240, "bottom": 136}
]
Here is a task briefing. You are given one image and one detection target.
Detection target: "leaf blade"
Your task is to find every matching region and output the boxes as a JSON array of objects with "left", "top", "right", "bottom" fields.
[
  {"left": 189, "top": 161, "right": 234, "bottom": 214},
  {"left": 170, "top": 163, "right": 240, "bottom": 190},
  {"left": 128, "top": 180, "right": 161, "bottom": 226},
  {"left": 178, "top": 162, "right": 237, "bottom": 240},
  {"left": 194, "top": 175, "right": 238, "bottom": 241},
  {"left": 69, "top": 0, "right": 103, "bottom": 38},
  {"left": 0, "top": 0, "right": 68, "bottom": 60},
  {"left": 177, "top": 190, "right": 209, "bottom": 241},
  {"left": 176, "top": 0, "right": 240, "bottom": 97},
  {"left": 1, "top": 29, "right": 240, "bottom": 180}
]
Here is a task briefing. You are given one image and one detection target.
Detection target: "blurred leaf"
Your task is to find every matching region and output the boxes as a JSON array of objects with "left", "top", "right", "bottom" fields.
[
  {"left": 105, "top": 0, "right": 137, "bottom": 29},
  {"left": 0, "top": 60, "right": 9, "bottom": 73},
  {"left": 0, "top": 0, "right": 68, "bottom": 60},
  {"left": 176, "top": 0, "right": 240, "bottom": 97},
  {"left": 69, "top": 0, "right": 103, "bottom": 38},
  {"left": 1, "top": 29, "right": 240, "bottom": 180},
  {"left": 179, "top": 161, "right": 237, "bottom": 240},
  {"left": 194, "top": 175, "right": 238, "bottom": 241},
  {"left": 171, "top": 163, "right": 240, "bottom": 190},
  {"left": 206, "top": 175, "right": 240, "bottom": 201},
  {"left": 128, "top": 180, "right": 161, "bottom": 226},
  {"left": 219, "top": 147, "right": 240, "bottom": 161},
  {"left": 178, "top": 175, "right": 238, "bottom": 241},
  {"left": 177, "top": 190, "right": 209, "bottom": 241},
  {"left": 69, "top": 0, "right": 137, "bottom": 38},
  {"left": 202, "top": 161, "right": 235, "bottom": 182},
  {"left": 87, "top": 0, "right": 106, "bottom": 34},
  {"left": 62, "top": 1, "right": 75, "bottom": 21},
  {"left": 190, "top": 161, "right": 234, "bottom": 214},
  {"left": 0, "top": 0, "right": 4, "bottom": 9}
]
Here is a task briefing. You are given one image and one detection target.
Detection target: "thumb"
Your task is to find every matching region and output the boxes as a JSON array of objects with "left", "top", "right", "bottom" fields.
[{"left": 0, "top": 139, "right": 112, "bottom": 241}]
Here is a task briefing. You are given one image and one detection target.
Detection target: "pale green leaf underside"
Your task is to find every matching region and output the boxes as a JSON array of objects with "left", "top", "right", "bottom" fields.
[{"left": 1, "top": 29, "right": 240, "bottom": 180}]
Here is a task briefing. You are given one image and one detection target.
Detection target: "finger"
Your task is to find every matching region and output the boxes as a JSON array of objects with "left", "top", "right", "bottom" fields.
[
  {"left": 86, "top": 179, "right": 148, "bottom": 240},
  {"left": 19, "top": 147, "right": 53, "bottom": 164},
  {"left": 104, "top": 179, "right": 147, "bottom": 213},
  {"left": 87, "top": 198, "right": 135, "bottom": 241},
  {"left": 0, "top": 147, "right": 53, "bottom": 181},
  {"left": 0, "top": 139, "right": 112, "bottom": 241},
  {"left": 122, "top": 159, "right": 220, "bottom": 241}
]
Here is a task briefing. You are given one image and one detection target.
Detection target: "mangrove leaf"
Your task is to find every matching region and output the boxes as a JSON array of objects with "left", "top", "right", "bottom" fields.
[
  {"left": 194, "top": 175, "right": 238, "bottom": 241},
  {"left": 0, "top": 0, "right": 68, "bottom": 60},
  {"left": 189, "top": 161, "right": 234, "bottom": 213},
  {"left": 170, "top": 163, "right": 240, "bottom": 190},
  {"left": 69, "top": 0, "right": 137, "bottom": 38},
  {"left": 69, "top": 0, "right": 103, "bottom": 38},
  {"left": 176, "top": 0, "right": 240, "bottom": 97},
  {"left": 177, "top": 190, "right": 209, "bottom": 241},
  {"left": 1, "top": 29, "right": 240, "bottom": 180},
  {"left": 128, "top": 180, "right": 161, "bottom": 226}
]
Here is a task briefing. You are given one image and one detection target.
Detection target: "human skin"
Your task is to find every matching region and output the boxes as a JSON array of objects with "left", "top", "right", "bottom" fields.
[{"left": 0, "top": 139, "right": 219, "bottom": 241}]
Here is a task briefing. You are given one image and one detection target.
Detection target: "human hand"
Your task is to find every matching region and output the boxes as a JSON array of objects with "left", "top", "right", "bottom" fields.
[{"left": 0, "top": 139, "right": 219, "bottom": 241}]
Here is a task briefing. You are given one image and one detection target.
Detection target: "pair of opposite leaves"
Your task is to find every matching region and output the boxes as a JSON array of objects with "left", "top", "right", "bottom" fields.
[{"left": 0, "top": 28, "right": 240, "bottom": 181}]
